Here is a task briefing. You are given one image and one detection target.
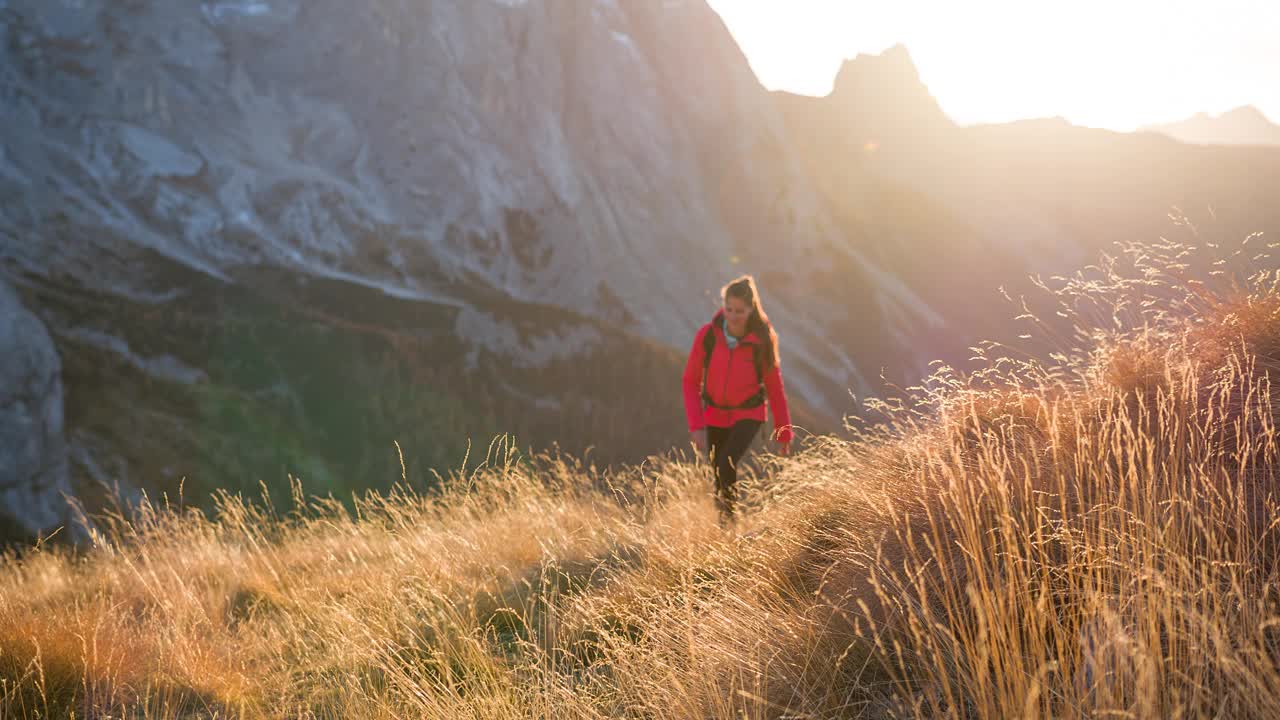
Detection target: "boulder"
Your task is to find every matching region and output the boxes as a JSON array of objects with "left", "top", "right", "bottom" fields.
[{"left": 0, "top": 279, "right": 77, "bottom": 540}]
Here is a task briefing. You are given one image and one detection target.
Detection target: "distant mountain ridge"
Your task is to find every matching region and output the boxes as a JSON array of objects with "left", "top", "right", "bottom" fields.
[{"left": 1143, "top": 106, "right": 1280, "bottom": 147}]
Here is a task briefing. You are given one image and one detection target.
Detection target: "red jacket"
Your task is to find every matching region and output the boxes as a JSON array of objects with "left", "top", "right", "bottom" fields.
[{"left": 682, "top": 309, "right": 794, "bottom": 444}]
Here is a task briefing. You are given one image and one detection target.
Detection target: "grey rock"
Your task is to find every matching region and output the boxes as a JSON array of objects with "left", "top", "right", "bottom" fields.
[
  {"left": 59, "top": 327, "right": 208, "bottom": 386},
  {"left": 0, "top": 279, "right": 76, "bottom": 538},
  {"left": 118, "top": 125, "right": 204, "bottom": 179}
]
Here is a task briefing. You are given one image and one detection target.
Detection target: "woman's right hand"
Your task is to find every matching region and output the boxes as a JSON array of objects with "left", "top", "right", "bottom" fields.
[{"left": 690, "top": 428, "right": 707, "bottom": 454}]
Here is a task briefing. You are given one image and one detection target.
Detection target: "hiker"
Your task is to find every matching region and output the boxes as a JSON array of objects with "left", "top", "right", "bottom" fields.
[{"left": 682, "top": 275, "right": 794, "bottom": 524}]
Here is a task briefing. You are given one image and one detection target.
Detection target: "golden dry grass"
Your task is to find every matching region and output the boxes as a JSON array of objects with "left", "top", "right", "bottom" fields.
[{"left": 4, "top": 236, "right": 1280, "bottom": 718}]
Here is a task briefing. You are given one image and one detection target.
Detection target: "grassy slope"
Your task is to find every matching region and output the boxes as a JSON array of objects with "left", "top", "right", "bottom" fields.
[{"left": 4, "top": 239, "right": 1280, "bottom": 719}]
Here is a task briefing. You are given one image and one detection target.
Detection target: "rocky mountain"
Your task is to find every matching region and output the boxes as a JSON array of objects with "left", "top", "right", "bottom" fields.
[
  {"left": 1144, "top": 106, "right": 1280, "bottom": 147},
  {"left": 0, "top": 0, "right": 940, "bottom": 541}
]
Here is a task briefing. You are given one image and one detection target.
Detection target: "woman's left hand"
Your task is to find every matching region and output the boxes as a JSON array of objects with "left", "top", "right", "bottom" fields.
[{"left": 776, "top": 440, "right": 791, "bottom": 456}]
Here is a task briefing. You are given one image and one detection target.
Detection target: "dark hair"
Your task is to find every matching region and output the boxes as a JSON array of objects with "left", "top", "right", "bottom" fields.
[{"left": 721, "top": 274, "right": 780, "bottom": 371}]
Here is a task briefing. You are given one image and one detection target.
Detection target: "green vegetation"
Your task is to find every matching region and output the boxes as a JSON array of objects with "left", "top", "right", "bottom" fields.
[{"left": 192, "top": 308, "right": 487, "bottom": 501}]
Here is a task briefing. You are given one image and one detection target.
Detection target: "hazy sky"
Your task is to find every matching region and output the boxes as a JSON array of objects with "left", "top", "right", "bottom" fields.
[{"left": 708, "top": 0, "right": 1280, "bottom": 131}]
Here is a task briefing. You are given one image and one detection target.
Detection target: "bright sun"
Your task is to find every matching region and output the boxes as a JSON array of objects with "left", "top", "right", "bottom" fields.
[{"left": 708, "top": 0, "right": 1280, "bottom": 131}]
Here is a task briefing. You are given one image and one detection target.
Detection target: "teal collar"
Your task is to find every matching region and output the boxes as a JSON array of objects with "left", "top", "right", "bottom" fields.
[{"left": 721, "top": 316, "right": 741, "bottom": 350}]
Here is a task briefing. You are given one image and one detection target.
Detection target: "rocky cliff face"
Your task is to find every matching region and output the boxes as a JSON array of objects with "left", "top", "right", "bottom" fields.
[
  {"left": 0, "top": 0, "right": 940, "bottom": 540},
  {"left": 0, "top": 279, "right": 75, "bottom": 541}
]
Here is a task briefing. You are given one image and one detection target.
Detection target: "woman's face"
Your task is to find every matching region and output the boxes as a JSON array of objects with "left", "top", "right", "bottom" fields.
[{"left": 723, "top": 295, "right": 752, "bottom": 336}]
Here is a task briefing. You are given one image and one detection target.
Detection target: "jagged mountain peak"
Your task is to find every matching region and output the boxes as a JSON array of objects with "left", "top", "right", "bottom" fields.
[
  {"left": 771, "top": 42, "right": 954, "bottom": 155},
  {"left": 826, "top": 43, "right": 955, "bottom": 135},
  {"left": 833, "top": 43, "right": 920, "bottom": 89}
]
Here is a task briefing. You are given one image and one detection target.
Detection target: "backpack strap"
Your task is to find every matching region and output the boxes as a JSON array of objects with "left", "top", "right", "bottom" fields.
[
  {"left": 701, "top": 322, "right": 716, "bottom": 379},
  {"left": 750, "top": 342, "right": 766, "bottom": 384}
]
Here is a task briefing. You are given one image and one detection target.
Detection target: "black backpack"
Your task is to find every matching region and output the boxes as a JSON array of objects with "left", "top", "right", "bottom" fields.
[{"left": 700, "top": 320, "right": 766, "bottom": 410}]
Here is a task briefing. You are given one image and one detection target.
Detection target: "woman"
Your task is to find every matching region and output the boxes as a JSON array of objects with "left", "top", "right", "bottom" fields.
[{"left": 682, "top": 275, "right": 793, "bottom": 524}]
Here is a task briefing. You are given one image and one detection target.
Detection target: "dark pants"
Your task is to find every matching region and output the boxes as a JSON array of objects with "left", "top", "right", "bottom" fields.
[{"left": 706, "top": 419, "right": 763, "bottom": 523}]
